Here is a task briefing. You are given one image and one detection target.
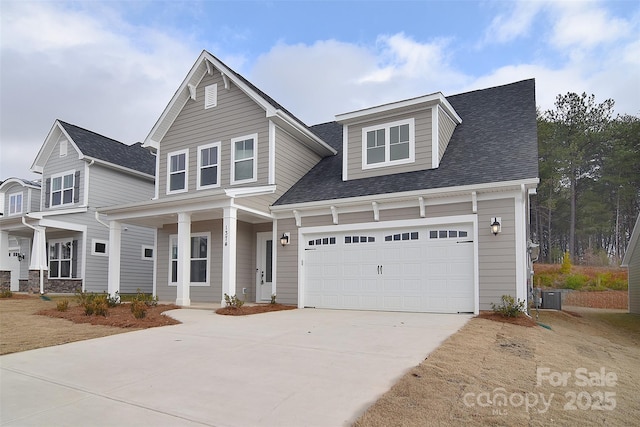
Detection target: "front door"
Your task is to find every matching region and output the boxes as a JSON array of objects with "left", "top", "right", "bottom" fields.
[{"left": 256, "top": 232, "right": 274, "bottom": 302}]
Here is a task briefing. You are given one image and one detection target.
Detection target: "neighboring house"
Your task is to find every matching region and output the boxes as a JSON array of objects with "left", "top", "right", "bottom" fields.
[
  {"left": 0, "top": 178, "right": 41, "bottom": 291},
  {"left": 102, "top": 50, "right": 539, "bottom": 314},
  {"left": 621, "top": 214, "right": 640, "bottom": 314},
  {"left": 0, "top": 120, "right": 156, "bottom": 294}
]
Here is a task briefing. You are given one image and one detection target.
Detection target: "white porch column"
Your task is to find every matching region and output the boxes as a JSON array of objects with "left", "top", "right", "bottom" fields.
[
  {"left": 107, "top": 221, "right": 122, "bottom": 299},
  {"left": 222, "top": 206, "right": 237, "bottom": 305},
  {"left": 0, "top": 231, "right": 10, "bottom": 270},
  {"left": 28, "top": 226, "right": 47, "bottom": 294},
  {"left": 176, "top": 212, "right": 191, "bottom": 306}
]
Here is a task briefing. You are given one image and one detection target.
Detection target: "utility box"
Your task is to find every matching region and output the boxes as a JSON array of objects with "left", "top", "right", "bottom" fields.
[{"left": 540, "top": 291, "right": 562, "bottom": 310}]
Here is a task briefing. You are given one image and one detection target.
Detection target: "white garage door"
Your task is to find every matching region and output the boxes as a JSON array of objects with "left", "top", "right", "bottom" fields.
[{"left": 303, "top": 224, "right": 475, "bottom": 313}]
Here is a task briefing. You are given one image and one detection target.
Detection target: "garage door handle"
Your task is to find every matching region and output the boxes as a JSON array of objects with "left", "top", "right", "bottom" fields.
[{"left": 457, "top": 240, "right": 473, "bottom": 243}]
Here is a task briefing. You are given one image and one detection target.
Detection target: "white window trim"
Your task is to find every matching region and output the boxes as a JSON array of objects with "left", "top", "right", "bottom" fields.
[
  {"left": 168, "top": 232, "right": 211, "bottom": 287},
  {"left": 166, "top": 149, "right": 189, "bottom": 195},
  {"left": 231, "top": 133, "right": 258, "bottom": 185},
  {"left": 91, "top": 238, "right": 108, "bottom": 256},
  {"left": 48, "top": 238, "right": 73, "bottom": 279},
  {"left": 50, "top": 170, "right": 75, "bottom": 207},
  {"left": 205, "top": 84, "right": 217, "bottom": 109},
  {"left": 141, "top": 245, "right": 154, "bottom": 261},
  {"left": 361, "top": 118, "right": 415, "bottom": 170},
  {"left": 8, "top": 192, "right": 23, "bottom": 216},
  {"left": 197, "top": 142, "right": 221, "bottom": 190}
]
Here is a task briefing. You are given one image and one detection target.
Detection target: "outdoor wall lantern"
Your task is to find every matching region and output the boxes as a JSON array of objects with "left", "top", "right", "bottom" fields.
[
  {"left": 280, "top": 232, "right": 290, "bottom": 246},
  {"left": 490, "top": 217, "right": 502, "bottom": 236}
]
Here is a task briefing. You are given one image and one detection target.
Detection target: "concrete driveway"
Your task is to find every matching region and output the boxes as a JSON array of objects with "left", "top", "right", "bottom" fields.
[{"left": 1, "top": 308, "right": 470, "bottom": 426}]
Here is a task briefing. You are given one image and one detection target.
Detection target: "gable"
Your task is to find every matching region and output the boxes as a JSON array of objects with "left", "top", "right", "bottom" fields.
[{"left": 144, "top": 50, "right": 335, "bottom": 157}]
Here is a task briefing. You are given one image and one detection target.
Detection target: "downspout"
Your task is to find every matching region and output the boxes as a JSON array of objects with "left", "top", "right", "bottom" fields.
[
  {"left": 21, "top": 216, "right": 45, "bottom": 294},
  {"left": 94, "top": 211, "right": 109, "bottom": 228}
]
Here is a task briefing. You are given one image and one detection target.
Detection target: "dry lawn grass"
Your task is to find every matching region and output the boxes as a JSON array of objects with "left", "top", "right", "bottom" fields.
[
  {"left": 355, "top": 307, "right": 640, "bottom": 426},
  {"left": 0, "top": 295, "right": 179, "bottom": 355}
]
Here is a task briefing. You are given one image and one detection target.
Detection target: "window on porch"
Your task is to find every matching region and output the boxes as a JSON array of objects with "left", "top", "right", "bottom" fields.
[{"left": 169, "top": 232, "right": 210, "bottom": 286}]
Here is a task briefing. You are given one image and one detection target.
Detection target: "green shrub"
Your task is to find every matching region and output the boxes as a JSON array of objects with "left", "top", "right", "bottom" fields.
[
  {"left": 130, "top": 300, "right": 147, "bottom": 319},
  {"left": 224, "top": 293, "right": 244, "bottom": 309},
  {"left": 560, "top": 251, "right": 572, "bottom": 274},
  {"left": 76, "top": 291, "right": 109, "bottom": 316},
  {"left": 0, "top": 289, "right": 13, "bottom": 298},
  {"left": 534, "top": 273, "right": 555, "bottom": 288},
  {"left": 564, "top": 274, "right": 588, "bottom": 290},
  {"left": 491, "top": 295, "right": 525, "bottom": 318},
  {"left": 129, "top": 289, "right": 157, "bottom": 307},
  {"left": 270, "top": 294, "right": 277, "bottom": 305},
  {"left": 56, "top": 299, "right": 70, "bottom": 312}
]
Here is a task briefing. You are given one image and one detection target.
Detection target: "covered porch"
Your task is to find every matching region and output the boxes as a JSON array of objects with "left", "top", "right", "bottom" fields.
[{"left": 102, "top": 188, "right": 279, "bottom": 306}]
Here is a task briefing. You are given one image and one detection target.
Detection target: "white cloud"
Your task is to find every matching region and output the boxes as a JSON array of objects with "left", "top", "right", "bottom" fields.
[
  {"left": 0, "top": 1, "right": 200, "bottom": 179},
  {"left": 549, "top": 2, "right": 632, "bottom": 50},
  {"left": 250, "top": 34, "right": 469, "bottom": 125},
  {"left": 482, "top": 0, "right": 544, "bottom": 44}
]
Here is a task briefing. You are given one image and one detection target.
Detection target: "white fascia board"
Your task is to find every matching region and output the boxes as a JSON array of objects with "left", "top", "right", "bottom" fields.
[
  {"left": 0, "top": 178, "right": 40, "bottom": 192},
  {"left": 82, "top": 157, "right": 154, "bottom": 180},
  {"left": 36, "top": 217, "right": 87, "bottom": 233},
  {"left": 31, "top": 120, "right": 81, "bottom": 173},
  {"left": 271, "top": 178, "right": 540, "bottom": 213},
  {"left": 26, "top": 207, "right": 88, "bottom": 219},
  {"left": 268, "top": 110, "right": 336, "bottom": 156},
  {"left": 230, "top": 201, "right": 273, "bottom": 220},
  {"left": 336, "top": 92, "right": 462, "bottom": 125},
  {"left": 225, "top": 185, "right": 277, "bottom": 198},
  {"left": 622, "top": 214, "right": 640, "bottom": 266}
]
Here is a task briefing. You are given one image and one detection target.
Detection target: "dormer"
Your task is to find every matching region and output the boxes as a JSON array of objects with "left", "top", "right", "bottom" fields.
[{"left": 336, "top": 92, "right": 461, "bottom": 181}]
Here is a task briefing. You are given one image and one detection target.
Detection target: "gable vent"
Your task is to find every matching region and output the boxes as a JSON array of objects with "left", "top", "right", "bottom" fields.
[{"left": 205, "top": 84, "right": 217, "bottom": 109}]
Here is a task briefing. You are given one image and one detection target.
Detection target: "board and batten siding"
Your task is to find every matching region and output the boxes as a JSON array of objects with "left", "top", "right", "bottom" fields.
[
  {"left": 88, "top": 165, "right": 154, "bottom": 208},
  {"left": 158, "top": 72, "right": 270, "bottom": 197},
  {"left": 477, "top": 198, "right": 517, "bottom": 310},
  {"left": 347, "top": 109, "right": 432, "bottom": 180},
  {"left": 628, "top": 239, "right": 640, "bottom": 314},
  {"left": 438, "top": 108, "right": 457, "bottom": 164}
]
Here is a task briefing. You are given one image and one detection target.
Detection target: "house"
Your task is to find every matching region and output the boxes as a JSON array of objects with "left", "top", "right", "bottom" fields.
[
  {"left": 102, "top": 50, "right": 538, "bottom": 314},
  {"left": 0, "top": 120, "right": 156, "bottom": 294},
  {"left": 621, "top": 214, "right": 640, "bottom": 314}
]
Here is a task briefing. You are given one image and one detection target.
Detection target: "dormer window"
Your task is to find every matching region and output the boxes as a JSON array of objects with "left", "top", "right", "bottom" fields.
[
  {"left": 362, "top": 118, "right": 415, "bottom": 169},
  {"left": 9, "top": 192, "right": 23, "bottom": 215}
]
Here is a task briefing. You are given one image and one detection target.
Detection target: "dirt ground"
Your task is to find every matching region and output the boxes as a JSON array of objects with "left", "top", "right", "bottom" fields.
[{"left": 354, "top": 307, "right": 640, "bottom": 426}]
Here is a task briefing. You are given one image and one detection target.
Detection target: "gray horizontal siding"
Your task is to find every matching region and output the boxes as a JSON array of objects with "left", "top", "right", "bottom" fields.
[
  {"left": 477, "top": 198, "right": 516, "bottom": 310},
  {"left": 158, "top": 73, "right": 269, "bottom": 197},
  {"left": 275, "top": 126, "right": 322, "bottom": 198},
  {"left": 42, "top": 136, "right": 84, "bottom": 210},
  {"left": 438, "top": 109, "right": 457, "bottom": 163},
  {"left": 275, "top": 217, "right": 298, "bottom": 305},
  {"left": 119, "top": 224, "right": 154, "bottom": 294},
  {"left": 347, "top": 109, "right": 432, "bottom": 180},
  {"left": 89, "top": 165, "right": 154, "bottom": 208}
]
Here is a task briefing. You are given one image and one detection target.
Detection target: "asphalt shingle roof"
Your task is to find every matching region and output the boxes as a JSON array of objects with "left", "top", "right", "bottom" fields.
[
  {"left": 59, "top": 121, "right": 156, "bottom": 176},
  {"left": 274, "top": 79, "right": 538, "bottom": 206}
]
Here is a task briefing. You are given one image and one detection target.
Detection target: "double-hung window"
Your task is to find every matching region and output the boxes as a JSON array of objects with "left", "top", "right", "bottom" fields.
[
  {"left": 51, "top": 172, "right": 75, "bottom": 206},
  {"left": 167, "top": 149, "right": 188, "bottom": 194},
  {"left": 9, "top": 193, "right": 23, "bottom": 215},
  {"left": 49, "top": 240, "right": 72, "bottom": 278},
  {"left": 197, "top": 142, "right": 221, "bottom": 189},
  {"left": 169, "top": 232, "right": 210, "bottom": 286},
  {"left": 362, "top": 118, "right": 415, "bottom": 169},
  {"left": 231, "top": 134, "right": 257, "bottom": 184}
]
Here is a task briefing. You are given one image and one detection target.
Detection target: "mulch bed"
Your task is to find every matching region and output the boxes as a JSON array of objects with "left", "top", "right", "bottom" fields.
[
  {"left": 216, "top": 303, "right": 296, "bottom": 316},
  {"left": 38, "top": 303, "right": 182, "bottom": 328},
  {"left": 477, "top": 311, "right": 539, "bottom": 327}
]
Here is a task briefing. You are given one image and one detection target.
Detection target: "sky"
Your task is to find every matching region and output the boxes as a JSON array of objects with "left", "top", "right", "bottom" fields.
[{"left": 1, "top": 0, "right": 639, "bottom": 181}]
